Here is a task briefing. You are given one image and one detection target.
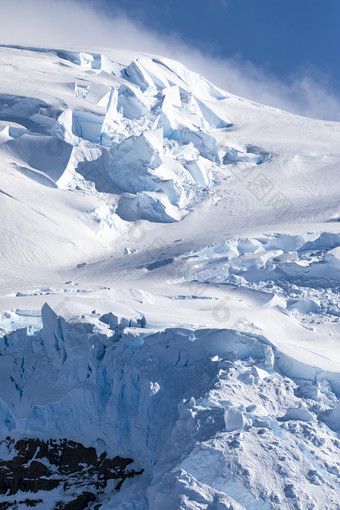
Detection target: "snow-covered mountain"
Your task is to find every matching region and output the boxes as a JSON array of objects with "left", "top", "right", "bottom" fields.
[{"left": 0, "top": 44, "right": 340, "bottom": 509}]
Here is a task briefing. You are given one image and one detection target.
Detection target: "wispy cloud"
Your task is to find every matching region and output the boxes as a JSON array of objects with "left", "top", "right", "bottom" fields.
[{"left": 0, "top": 0, "right": 339, "bottom": 121}]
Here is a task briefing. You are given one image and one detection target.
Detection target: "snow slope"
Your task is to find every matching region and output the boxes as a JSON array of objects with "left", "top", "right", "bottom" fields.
[{"left": 0, "top": 44, "right": 340, "bottom": 509}]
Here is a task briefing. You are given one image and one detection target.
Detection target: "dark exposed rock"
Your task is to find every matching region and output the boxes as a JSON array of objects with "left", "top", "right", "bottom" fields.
[
  {"left": 23, "top": 500, "right": 44, "bottom": 508},
  {"left": 55, "top": 491, "right": 96, "bottom": 510},
  {"left": 0, "top": 503, "right": 12, "bottom": 510},
  {"left": 0, "top": 500, "right": 43, "bottom": 509},
  {"left": 0, "top": 438, "right": 143, "bottom": 508}
]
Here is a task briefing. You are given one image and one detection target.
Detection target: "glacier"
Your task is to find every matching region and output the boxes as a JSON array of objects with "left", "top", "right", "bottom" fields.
[
  {"left": 0, "top": 44, "right": 340, "bottom": 509},
  {"left": 1, "top": 304, "right": 340, "bottom": 509}
]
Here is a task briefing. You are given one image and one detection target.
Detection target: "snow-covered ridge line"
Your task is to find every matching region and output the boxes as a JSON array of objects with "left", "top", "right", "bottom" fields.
[
  {"left": 1, "top": 44, "right": 340, "bottom": 268},
  {"left": 0, "top": 45, "right": 242, "bottom": 225}
]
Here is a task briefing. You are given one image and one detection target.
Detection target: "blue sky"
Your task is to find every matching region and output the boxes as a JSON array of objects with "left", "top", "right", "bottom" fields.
[
  {"left": 1, "top": 0, "right": 340, "bottom": 120},
  {"left": 102, "top": 0, "right": 340, "bottom": 91}
]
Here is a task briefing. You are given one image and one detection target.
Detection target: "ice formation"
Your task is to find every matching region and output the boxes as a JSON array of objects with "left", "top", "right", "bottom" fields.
[{"left": 0, "top": 45, "right": 340, "bottom": 509}]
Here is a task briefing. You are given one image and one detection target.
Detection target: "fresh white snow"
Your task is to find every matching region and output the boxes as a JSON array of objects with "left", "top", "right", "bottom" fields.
[{"left": 0, "top": 44, "right": 340, "bottom": 509}]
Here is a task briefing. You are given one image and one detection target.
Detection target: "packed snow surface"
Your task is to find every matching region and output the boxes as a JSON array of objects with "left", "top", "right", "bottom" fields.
[{"left": 0, "top": 45, "right": 340, "bottom": 509}]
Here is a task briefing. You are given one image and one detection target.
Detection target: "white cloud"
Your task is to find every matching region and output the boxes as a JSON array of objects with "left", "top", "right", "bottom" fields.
[{"left": 0, "top": 0, "right": 339, "bottom": 121}]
